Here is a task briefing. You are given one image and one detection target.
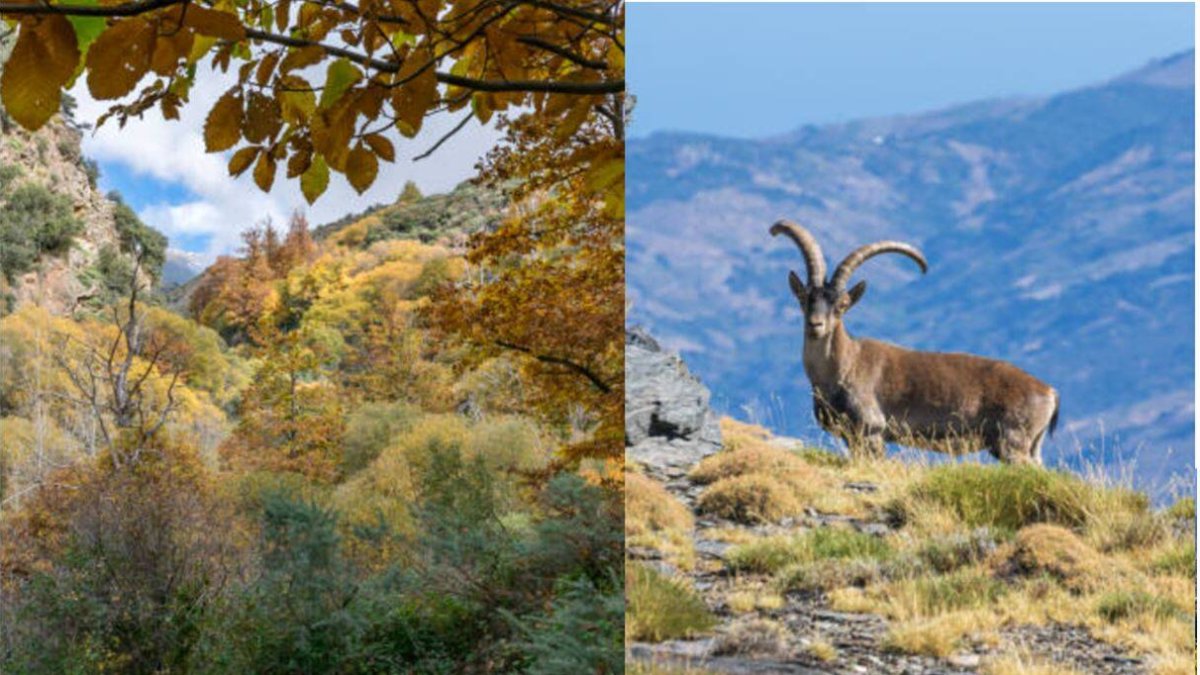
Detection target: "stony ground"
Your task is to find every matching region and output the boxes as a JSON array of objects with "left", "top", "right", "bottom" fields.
[{"left": 627, "top": 448, "right": 1153, "bottom": 675}]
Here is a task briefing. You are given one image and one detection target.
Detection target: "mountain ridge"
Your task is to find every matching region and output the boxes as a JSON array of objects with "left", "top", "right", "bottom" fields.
[{"left": 627, "top": 50, "right": 1194, "bottom": 497}]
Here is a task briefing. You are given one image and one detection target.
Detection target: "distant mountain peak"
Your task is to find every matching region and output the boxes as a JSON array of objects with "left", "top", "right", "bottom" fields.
[{"left": 1111, "top": 49, "right": 1194, "bottom": 89}]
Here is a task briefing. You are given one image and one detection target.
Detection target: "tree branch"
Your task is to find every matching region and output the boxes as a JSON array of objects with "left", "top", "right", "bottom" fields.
[
  {"left": 494, "top": 340, "right": 611, "bottom": 393},
  {"left": 517, "top": 35, "right": 607, "bottom": 70},
  {"left": 413, "top": 112, "right": 472, "bottom": 161},
  {"left": 0, "top": 0, "right": 182, "bottom": 15}
]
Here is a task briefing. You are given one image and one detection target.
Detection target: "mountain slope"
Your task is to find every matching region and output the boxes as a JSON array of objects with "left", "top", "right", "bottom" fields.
[{"left": 627, "top": 51, "right": 1194, "bottom": 495}]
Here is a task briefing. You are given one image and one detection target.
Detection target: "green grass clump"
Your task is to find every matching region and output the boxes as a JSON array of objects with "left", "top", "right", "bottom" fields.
[
  {"left": 1096, "top": 591, "right": 1185, "bottom": 623},
  {"left": 727, "top": 528, "right": 894, "bottom": 575},
  {"left": 1164, "top": 497, "right": 1196, "bottom": 521},
  {"left": 1152, "top": 541, "right": 1197, "bottom": 578},
  {"left": 908, "top": 569, "right": 1007, "bottom": 614},
  {"left": 794, "top": 447, "right": 848, "bottom": 468},
  {"left": 625, "top": 563, "right": 715, "bottom": 642},
  {"left": 904, "top": 464, "right": 1146, "bottom": 533}
]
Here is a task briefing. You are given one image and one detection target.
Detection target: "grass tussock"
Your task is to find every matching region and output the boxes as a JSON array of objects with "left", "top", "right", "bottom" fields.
[
  {"left": 1096, "top": 590, "right": 1186, "bottom": 624},
  {"left": 727, "top": 527, "right": 893, "bottom": 575},
  {"left": 902, "top": 463, "right": 1147, "bottom": 533},
  {"left": 626, "top": 471, "right": 697, "bottom": 569},
  {"left": 1151, "top": 541, "right": 1196, "bottom": 578},
  {"left": 626, "top": 563, "right": 716, "bottom": 643},
  {"left": 688, "top": 443, "right": 816, "bottom": 485},
  {"left": 712, "top": 617, "right": 790, "bottom": 657},
  {"left": 992, "top": 524, "right": 1110, "bottom": 593},
  {"left": 696, "top": 474, "right": 806, "bottom": 524},
  {"left": 626, "top": 472, "right": 694, "bottom": 536}
]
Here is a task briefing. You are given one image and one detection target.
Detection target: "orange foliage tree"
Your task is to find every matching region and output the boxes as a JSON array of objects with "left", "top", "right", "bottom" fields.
[
  {"left": 1, "top": 0, "right": 623, "bottom": 199},
  {"left": 427, "top": 96, "right": 623, "bottom": 474}
]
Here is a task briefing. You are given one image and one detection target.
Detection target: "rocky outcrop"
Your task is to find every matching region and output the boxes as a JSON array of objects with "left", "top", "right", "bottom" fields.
[
  {"left": 0, "top": 118, "right": 131, "bottom": 315},
  {"left": 625, "top": 326, "right": 722, "bottom": 478}
]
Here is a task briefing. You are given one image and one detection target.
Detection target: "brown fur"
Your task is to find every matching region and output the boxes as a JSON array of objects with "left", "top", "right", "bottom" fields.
[{"left": 774, "top": 222, "right": 1059, "bottom": 464}]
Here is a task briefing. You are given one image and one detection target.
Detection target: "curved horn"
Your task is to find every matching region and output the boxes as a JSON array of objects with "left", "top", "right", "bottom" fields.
[
  {"left": 769, "top": 220, "right": 826, "bottom": 287},
  {"left": 831, "top": 241, "right": 928, "bottom": 290}
]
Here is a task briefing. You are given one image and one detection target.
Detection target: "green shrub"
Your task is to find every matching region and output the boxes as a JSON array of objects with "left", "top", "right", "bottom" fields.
[
  {"left": 1097, "top": 591, "right": 1185, "bottom": 623},
  {"left": 727, "top": 528, "right": 894, "bottom": 575},
  {"left": 626, "top": 563, "right": 715, "bottom": 642},
  {"left": 904, "top": 463, "right": 1146, "bottom": 532},
  {"left": 0, "top": 183, "right": 83, "bottom": 282},
  {"left": 109, "top": 193, "right": 167, "bottom": 279},
  {"left": 505, "top": 575, "right": 623, "bottom": 674}
]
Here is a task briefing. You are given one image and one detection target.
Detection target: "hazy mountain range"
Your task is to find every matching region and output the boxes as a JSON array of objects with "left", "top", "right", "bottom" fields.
[{"left": 627, "top": 51, "right": 1195, "bottom": 497}]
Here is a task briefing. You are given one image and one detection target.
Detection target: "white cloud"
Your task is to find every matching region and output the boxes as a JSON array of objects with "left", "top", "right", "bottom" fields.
[{"left": 71, "top": 68, "right": 501, "bottom": 261}]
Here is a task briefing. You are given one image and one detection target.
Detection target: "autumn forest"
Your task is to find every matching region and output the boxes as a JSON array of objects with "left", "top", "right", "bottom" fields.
[{"left": 0, "top": 0, "right": 624, "bottom": 671}]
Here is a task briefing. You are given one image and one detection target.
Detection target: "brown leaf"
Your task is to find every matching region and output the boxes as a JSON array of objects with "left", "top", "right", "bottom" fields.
[
  {"left": 243, "top": 91, "right": 282, "bottom": 143},
  {"left": 150, "top": 29, "right": 195, "bottom": 76},
  {"left": 287, "top": 144, "right": 313, "bottom": 178},
  {"left": 392, "top": 65, "right": 437, "bottom": 137},
  {"left": 228, "top": 146, "right": 259, "bottom": 176},
  {"left": 204, "top": 90, "right": 243, "bottom": 152},
  {"left": 86, "top": 18, "right": 155, "bottom": 100},
  {"left": 281, "top": 45, "right": 325, "bottom": 73},
  {"left": 1, "top": 17, "right": 79, "bottom": 130},
  {"left": 363, "top": 134, "right": 395, "bottom": 162},
  {"left": 253, "top": 151, "right": 277, "bottom": 191},
  {"left": 345, "top": 145, "right": 378, "bottom": 194},
  {"left": 256, "top": 51, "right": 281, "bottom": 86},
  {"left": 185, "top": 6, "right": 246, "bottom": 40}
]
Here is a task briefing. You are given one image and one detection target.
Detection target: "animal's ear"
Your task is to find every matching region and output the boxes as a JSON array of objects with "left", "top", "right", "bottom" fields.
[
  {"left": 788, "top": 270, "right": 807, "bottom": 303},
  {"left": 845, "top": 280, "right": 867, "bottom": 310}
]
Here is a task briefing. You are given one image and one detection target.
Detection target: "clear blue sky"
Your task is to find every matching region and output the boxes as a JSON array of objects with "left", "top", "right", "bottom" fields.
[{"left": 628, "top": 2, "right": 1195, "bottom": 138}]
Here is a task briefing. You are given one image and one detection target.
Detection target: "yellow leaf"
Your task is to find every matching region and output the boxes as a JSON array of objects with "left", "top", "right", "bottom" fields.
[
  {"left": 301, "top": 154, "right": 329, "bottom": 203},
  {"left": 1, "top": 17, "right": 79, "bottom": 130},
  {"left": 364, "top": 134, "right": 395, "bottom": 162},
  {"left": 253, "top": 151, "right": 276, "bottom": 191},
  {"left": 345, "top": 145, "right": 377, "bottom": 194},
  {"left": 204, "top": 90, "right": 243, "bottom": 152},
  {"left": 185, "top": 6, "right": 246, "bottom": 40},
  {"left": 227, "top": 146, "right": 259, "bottom": 176},
  {"left": 86, "top": 18, "right": 155, "bottom": 100}
]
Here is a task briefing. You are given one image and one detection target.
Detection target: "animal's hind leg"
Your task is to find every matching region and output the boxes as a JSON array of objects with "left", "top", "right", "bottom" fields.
[{"left": 994, "top": 429, "right": 1039, "bottom": 465}]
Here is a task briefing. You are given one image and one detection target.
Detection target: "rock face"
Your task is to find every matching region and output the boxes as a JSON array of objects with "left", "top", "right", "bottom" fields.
[{"left": 625, "top": 326, "right": 722, "bottom": 476}]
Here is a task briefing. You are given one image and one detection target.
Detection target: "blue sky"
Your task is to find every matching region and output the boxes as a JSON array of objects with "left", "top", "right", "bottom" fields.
[
  {"left": 75, "top": 71, "right": 499, "bottom": 260},
  {"left": 629, "top": 2, "right": 1195, "bottom": 138}
]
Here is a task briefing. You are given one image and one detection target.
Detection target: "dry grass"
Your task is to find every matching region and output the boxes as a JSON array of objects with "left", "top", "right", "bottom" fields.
[
  {"left": 981, "top": 651, "right": 1087, "bottom": 675},
  {"left": 712, "top": 617, "right": 790, "bottom": 657},
  {"left": 626, "top": 563, "right": 716, "bottom": 643},
  {"left": 688, "top": 444, "right": 816, "bottom": 486},
  {"left": 882, "top": 611, "right": 987, "bottom": 657},
  {"left": 696, "top": 473, "right": 806, "bottom": 524},
  {"left": 992, "top": 524, "right": 1113, "bottom": 593},
  {"left": 726, "top": 527, "right": 894, "bottom": 575},
  {"left": 806, "top": 637, "right": 838, "bottom": 662},
  {"left": 725, "top": 583, "right": 785, "bottom": 614},
  {"left": 626, "top": 471, "right": 696, "bottom": 568}
]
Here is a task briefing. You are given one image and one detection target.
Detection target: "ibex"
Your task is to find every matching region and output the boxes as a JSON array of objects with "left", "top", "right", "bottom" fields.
[{"left": 770, "top": 220, "right": 1059, "bottom": 465}]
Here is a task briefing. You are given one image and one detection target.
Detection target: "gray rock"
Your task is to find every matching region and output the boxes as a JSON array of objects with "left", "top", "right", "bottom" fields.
[{"left": 626, "top": 327, "right": 722, "bottom": 473}]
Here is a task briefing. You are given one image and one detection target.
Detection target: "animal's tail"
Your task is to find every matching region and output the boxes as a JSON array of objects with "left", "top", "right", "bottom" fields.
[{"left": 1048, "top": 392, "right": 1060, "bottom": 438}]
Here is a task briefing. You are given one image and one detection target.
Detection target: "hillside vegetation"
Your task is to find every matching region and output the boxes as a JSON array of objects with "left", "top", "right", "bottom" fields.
[
  {"left": 628, "top": 418, "right": 1197, "bottom": 675},
  {"left": 1, "top": 188, "right": 621, "bottom": 672}
]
